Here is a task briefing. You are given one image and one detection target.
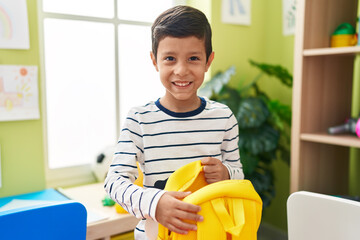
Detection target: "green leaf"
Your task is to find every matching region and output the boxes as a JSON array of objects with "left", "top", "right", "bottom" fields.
[
  {"left": 238, "top": 123, "right": 279, "bottom": 155},
  {"left": 277, "top": 142, "right": 291, "bottom": 165},
  {"left": 216, "top": 86, "right": 242, "bottom": 116},
  {"left": 237, "top": 97, "right": 269, "bottom": 128},
  {"left": 249, "top": 59, "right": 293, "bottom": 87},
  {"left": 246, "top": 165, "right": 275, "bottom": 208},
  {"left": 198, "top": 66, "right": 235, "bottom": 97},
  {"left": 240, "top": 150, "right": 259, "bottom": 176},
  {"left": 267, "top": 100, "right": 292, "bottom": 128},
  {"left": 259, "top": 150, "right": 277, "bottom": 164}
]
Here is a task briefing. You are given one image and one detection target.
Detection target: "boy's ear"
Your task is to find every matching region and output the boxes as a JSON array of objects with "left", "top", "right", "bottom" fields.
[
  {"left": 205, "top": 52, "right": 215, "bottom": 72},
  {"left": 150, "top": 51, "right": 159, "bottom": 71}
]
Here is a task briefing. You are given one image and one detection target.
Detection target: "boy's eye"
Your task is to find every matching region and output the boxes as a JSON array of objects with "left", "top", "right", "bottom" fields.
[
  {"left": 189, "top": 56, "right": 200, "bottom": 61},
  {"left": 165, "top": 56, "right": 175, "bottom": 61}
]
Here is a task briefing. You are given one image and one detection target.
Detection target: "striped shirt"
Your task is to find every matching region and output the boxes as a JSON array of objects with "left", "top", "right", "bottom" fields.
[{"left": 104, "top": 97, "right": 243, "bottom": 239}]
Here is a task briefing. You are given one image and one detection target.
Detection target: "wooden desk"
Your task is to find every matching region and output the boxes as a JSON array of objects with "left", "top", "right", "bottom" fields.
[{"left": 61, "top": 183, "right": 139, "bottom": 240}]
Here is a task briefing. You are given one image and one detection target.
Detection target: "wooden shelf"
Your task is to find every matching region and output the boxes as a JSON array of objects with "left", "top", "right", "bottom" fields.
[
  {"left": 301, "top": 133, "right": 360, "bottom": 148},
  {"left": 303, "top": 46, "right": 360, "bottom": 56},
  {"left": 290, "top": 0, "right": 359, "bottom": 195}
]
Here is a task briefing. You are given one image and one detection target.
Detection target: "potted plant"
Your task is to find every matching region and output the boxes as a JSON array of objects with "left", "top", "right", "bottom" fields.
[{"left": 199, "top": 60, "right": 292, "bottom": 207}]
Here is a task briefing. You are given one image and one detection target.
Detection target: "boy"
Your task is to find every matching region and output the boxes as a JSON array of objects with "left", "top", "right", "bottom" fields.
[{"left": 104, "top": 5, "right": 243, "bottom": 240}]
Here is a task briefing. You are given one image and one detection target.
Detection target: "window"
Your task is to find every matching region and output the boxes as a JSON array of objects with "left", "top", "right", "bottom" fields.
[{"left": 39, "top": 0, "right": 184, "bottom": 187}]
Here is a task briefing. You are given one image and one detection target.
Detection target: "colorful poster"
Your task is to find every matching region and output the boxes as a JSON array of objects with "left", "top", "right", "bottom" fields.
[
  {"left": 222, "top": 0, "right": 251, "bottom": 26},
  {"left": 283, "top": 0, "right": 296, "bottom": 36},
  {"left": 0, "top": 65, "right": 39, "bottom": 121},
  {"left": 0, "top": 0, "right": 30, "bottom": 49}
]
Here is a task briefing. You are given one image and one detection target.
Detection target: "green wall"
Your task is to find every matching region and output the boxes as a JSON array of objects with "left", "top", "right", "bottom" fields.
[
  {"left": 349, "top": 3, "right": 360, "bottom": 197},
  {"left": 0, "top": 0, "right": 46, "bottom": 198},
  {"left": 210, "top": 0, "right": 267, "bottom": 82}
]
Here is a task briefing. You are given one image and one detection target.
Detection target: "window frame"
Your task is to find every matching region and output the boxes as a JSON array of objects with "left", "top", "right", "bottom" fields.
[{"left": 37, "top": 0, "right": 185, "bottom": 187}]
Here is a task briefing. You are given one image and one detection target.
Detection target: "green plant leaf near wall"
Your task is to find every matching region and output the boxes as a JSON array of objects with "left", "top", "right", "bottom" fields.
[
  {"left": 237, "top": 97, "right": 270, "bottom": 128},
  {"left": 239, "top": 123, "right": 279, "bottom": 155},
  {"left": 249, "top": 60, "right": 293, "bottom": 87}
]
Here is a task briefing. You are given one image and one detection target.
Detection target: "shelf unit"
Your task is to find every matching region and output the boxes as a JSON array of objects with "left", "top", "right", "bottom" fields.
[{"left": 291, "top": 0, "right": 360, "bottom": 195}]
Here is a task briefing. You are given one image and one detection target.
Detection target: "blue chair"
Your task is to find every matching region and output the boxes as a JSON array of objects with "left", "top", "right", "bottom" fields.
[{"left": 0, "top": 200, "right": 87, "bottom": 240}]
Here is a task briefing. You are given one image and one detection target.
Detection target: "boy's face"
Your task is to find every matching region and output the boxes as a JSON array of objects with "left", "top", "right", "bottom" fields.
[{"left": 151, "top": 36, "right": 214, "bottom": 109}]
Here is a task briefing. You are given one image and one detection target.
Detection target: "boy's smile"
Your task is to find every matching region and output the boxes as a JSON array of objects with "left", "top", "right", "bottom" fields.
[{"left": 151, "top": 36, "right": 214, "bottom": 113}]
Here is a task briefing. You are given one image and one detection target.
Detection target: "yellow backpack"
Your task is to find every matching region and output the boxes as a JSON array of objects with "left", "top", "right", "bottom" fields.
[{"left": 157, "top": 161, "right": 262, "bottom": 240}]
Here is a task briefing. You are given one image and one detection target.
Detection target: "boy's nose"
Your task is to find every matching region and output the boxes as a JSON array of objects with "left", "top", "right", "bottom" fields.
[{"left": 173, "top": 62, "right": 189, "bottom": 76}]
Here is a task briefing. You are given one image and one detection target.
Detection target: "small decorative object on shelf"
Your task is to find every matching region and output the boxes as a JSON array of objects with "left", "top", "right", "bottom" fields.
[
  {"left": 330, "top": 23, "right": 358, "bottom": 47},
  {"left": 328, "top": 116, "right": 360, "bottom": 138}
]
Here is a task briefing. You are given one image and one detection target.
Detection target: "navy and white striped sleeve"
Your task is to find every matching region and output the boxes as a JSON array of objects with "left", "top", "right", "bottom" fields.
[
  {"left": 104, "top": 110, "right": 165, "bottom": 221},
  {"left": 222, "top": 110, "right": 244, "bottom": 180}
]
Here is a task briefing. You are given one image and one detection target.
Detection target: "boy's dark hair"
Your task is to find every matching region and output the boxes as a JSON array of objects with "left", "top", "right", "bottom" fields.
[{"left": 151, "top": 5, "right": 212, "bottom": 62}]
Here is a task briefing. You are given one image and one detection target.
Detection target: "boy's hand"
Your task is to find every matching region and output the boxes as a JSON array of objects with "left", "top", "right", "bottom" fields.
[
  {"left": 201, "top": 157, "right": 230, "bottom": 183},
  {"left": 156, "top": 191, "right": 203, "bottom": 235}
]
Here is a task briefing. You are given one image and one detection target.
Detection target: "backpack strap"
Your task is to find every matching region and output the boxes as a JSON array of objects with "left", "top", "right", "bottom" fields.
[
  {"left": 164, "top": 160, "right": 207, "bottom": 192},
  {"left": 211, "top": 198, "right": 245, "bottom": 236}
]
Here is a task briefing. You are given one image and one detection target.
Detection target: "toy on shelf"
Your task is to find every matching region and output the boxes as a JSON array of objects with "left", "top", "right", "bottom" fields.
[
  {"left": 330, "top": 23, "right": 358, "bottom": 47},
  {"left": 102, "top": 196, "right": 115, "bottom": 206},
  {"left": 328, "top": 117, "right": 360, "bottom": 138}
]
